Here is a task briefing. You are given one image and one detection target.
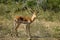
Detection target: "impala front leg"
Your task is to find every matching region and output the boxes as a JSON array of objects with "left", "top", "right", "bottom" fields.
[{"left": 26, "top": 23, "right": 31, "bottom": 38}]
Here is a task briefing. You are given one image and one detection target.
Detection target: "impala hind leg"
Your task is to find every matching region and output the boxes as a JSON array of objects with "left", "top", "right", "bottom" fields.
[
  {"left": 15, "top": 23, "right": 20, "bottom": 37},
  {"left": 11, "top": 21, "right": 20, "bottom": 37}
]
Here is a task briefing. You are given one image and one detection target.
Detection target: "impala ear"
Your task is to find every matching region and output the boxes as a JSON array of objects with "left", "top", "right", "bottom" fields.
[
  {"left": 36, "top": 11, "right": 39, "bottom": 13},
  {"left": 32, "top": 8, "right": 39, "bottom": 13}
]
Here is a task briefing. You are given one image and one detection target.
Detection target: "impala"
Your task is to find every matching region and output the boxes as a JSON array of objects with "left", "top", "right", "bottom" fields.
[{"left": 13, "top": 10, "right": 38, "bottom": 40}]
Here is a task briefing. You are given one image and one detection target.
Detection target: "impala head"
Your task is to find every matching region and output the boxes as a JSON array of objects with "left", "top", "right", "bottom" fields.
[
  {"left": 31, "top": 11, "right": 38, "bottom": 21},
  {"left": 32, "top": 12, "right": 36, "bottom": 17}
]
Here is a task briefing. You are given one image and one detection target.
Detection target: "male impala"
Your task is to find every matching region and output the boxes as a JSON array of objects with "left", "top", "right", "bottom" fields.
[{"left": 13, "top": 10, "right": 37, "bottom": 39}]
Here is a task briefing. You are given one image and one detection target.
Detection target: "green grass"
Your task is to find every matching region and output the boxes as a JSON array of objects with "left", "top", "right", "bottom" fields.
[{"left": 0, "top": 4, "right": 60, "bottom": 40}]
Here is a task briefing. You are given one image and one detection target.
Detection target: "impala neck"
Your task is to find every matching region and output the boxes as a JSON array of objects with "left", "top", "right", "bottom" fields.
[{"left": 31, "top": 12, "right": 36, "bottom": 21}]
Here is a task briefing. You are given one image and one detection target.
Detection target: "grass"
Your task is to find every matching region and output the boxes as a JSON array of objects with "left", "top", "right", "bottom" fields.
[{"left": 0, "top": 4, "right": 60, "bottom": 40}]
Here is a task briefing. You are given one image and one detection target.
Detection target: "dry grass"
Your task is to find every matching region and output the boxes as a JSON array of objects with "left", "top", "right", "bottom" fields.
[{"left": 0, "top": 10, "right": 60, "bottom": 40}]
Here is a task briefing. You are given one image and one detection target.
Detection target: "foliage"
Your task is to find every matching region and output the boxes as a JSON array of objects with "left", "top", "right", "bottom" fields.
[
  {"left": 0, "top": 0, "right": 60, "bottom": 40},
  {"left": 26, "top": 0, "right": 37, "bottom": 8},
  {"left": 46, "top": 0, "right": 60, "bottom": 12}
]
